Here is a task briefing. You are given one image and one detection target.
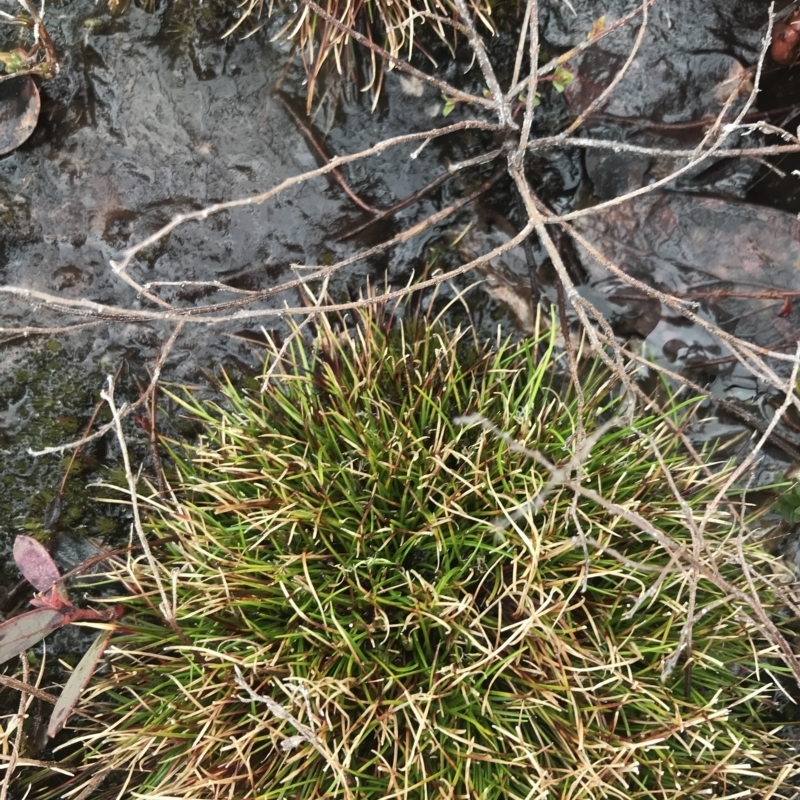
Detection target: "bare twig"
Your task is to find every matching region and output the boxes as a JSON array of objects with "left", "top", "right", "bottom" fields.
[
  {"left": 559, "top": 0, "right": 650, "bottom": 138},
  {"left": 234, "top": 666, "right": 352, "bottom": 796},
  {"left": 110, "top": 119, "right": 503, "bottom": 276},
  {"left": 505, "top": 0, "right": 660, "bottom": 100},
  {"left": 275, "top": 91, "right": 380, "bottom": 215},
  {"left": 699, "top": 343, "right": 800, "bottom": 534},
  {"left": 0, "top": 654, "right": 30, "bottom": 800},
  {"left": 454, "top": 411, "right": 800, "bottom": 685},
  {"left": 2, "top": 170, "right": 508, "bottom": 330},
  {"left": 451, "top": 0, "right": 514, "bottom": 127},
  {"left": 530, "top": 136, "right": 800, "bottom": 160},
  {"left": 101, "top": 373, "right": 175, "bottom": 626},
  {"left": 514, "top": 0, "right": 539, "bottom": 165},
  {"left": 28, "top": 321, "right": 185, "bottom": 456},
  {"left": 547, "top": 4, "right": 777, "bottom": 225}
]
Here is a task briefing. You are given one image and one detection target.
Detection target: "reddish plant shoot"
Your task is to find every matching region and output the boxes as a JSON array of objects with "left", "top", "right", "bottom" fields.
[{"left": 0, "top": 535, "right": 122, "bottom": 737}]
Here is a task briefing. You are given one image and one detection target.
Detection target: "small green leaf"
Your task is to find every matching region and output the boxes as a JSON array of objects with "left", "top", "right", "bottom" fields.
[
  {"left": 552, "top": 66, "right": 574, "bottom": 93},
  {"left": 775, "top": 484, "right": 800, "bottom": 523}
]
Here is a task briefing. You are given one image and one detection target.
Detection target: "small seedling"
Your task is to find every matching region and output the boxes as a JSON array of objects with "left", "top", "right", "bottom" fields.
[
  {"left": 441, "top": 94, "right": 457, "bottom": 116},
  {"left": 0, "top": 535, "right": 122, "bottom": 736},
  {"left": 551, "top": 65, "right": 574, "bottom": 93},
  {"left": 0, "top": 48, "right": 32, "bottom": 74}
]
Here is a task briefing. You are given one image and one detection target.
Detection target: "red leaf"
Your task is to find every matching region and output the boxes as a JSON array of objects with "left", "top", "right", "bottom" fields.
[
  {"left": 778, "top": 296, "right": 793, "bottom": 318},
  {"left": 48, "top": 628, "right": 113, "bottom": 738},
  {"left": 0, "top": 608, "right": 66, "bottom": 665},
  {"left": 13, "top": 536, "right": 62, "bottom": 594}
]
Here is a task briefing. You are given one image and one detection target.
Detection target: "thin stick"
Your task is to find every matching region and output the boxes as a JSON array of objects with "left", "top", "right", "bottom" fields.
[
  {"left": 509, "top": 0, "right": 534, "bottom": 96},
  {"left": 530, "top": 136, "right": 800, "bottom": 160},
  {"left": 59, "top": 364, "right": 124, "bottom": 495},
  {"left": 559, "top": 0, "right": 650, "bottom": 138},
  {"left": 101, "top": 373, "right": 174, "bottom": 625},
  {"left": 3, "top": 171, "right": 508, "bottom": 329},
  {"left": 562, "top": 220, "right": 800, "bottom": 409},
  {"left": 451, "top": 0, "right": 513, "bottom": 127},
  {"left": 275, "top": 91, "right": 380, "bottom": 215},
  {"left": 111, "top": 119, "right": 503, "bottom": 275},
  {"left": 336, "top": 166, "right": 459, "bottom": 241},
  {"left": 234, "top": 666, "right": 353, "bottom": 797},
  {"left": 0, "top": 321, "right": 104, "bottom": 338},
  {"left": 514, "top": 0, "right": 539, "bottom": 164},
  {"left": 455, "top": 412, "right": 800, "bottom": 684},
  {"left": 30, "top": 322, "right": 185, "bottom": 457},
  {"left": 699, "top": 342, "right": 800, "bottom": 535},
  {"left": 505, "top": 0, "right": 661, "bottom": 100},
  {"left": 607, "top": 338, "right": 800, "bottom": 462},
  {"left": 0, "top": 674, "right": 93, "bottom": 719},
  {"left": 547, "top": 3, "right": 776, "bottom": 225},
  {"left": 0, "top": 653, "right": 31, "bottom": 800},
  {"left": 146, "top": 367, "right": 168, "bottom": 497}
]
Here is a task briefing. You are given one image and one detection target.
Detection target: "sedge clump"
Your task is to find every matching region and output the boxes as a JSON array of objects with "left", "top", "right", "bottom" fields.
[
  {"left": 61, "top": 308, "right": 797, "bottom": 800},
  {"left": 232, "top": 0, "right": 494, "bottom": 109}
]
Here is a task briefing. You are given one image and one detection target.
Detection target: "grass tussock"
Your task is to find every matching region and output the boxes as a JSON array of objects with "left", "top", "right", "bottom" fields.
[{"left": 64, "top": 308, "right": 797, "bottom": 799}]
